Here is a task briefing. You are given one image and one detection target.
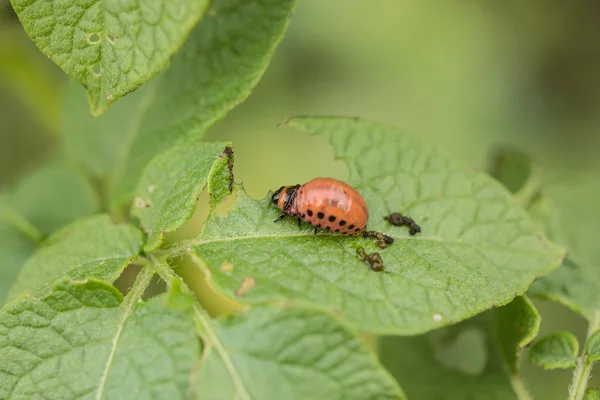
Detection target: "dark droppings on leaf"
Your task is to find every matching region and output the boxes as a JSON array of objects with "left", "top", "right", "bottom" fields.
[
  {"left": 384, "top": 212, "right": 421, "bottom": 235},
  {"left": 220, "top": 146, "right": 235, "bottom": 193},
  {"left": 357, "top": 247, "right": 384, "bottom": 272},
  {"left": 363, "top": 230, "right": 394, "bottom": 248}
]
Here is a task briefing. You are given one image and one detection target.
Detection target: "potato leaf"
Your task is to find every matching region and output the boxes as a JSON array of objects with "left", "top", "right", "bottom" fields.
[
  {"left": 194, "top": 306, "right": 405, "bottom": 399},
  {"left": 10, "top": 0, "right": 209, "bottom": 115},
  {"left": 183, "top": 117, "right": 564, "bottom": 334},
  {"left": 7, "top": 215, "right": 143, "bottom": 302}
]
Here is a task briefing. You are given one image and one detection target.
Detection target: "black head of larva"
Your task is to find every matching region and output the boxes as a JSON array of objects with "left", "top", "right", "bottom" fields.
[{"left": 271, "top": 186, "right": 284, "bottom": 205}]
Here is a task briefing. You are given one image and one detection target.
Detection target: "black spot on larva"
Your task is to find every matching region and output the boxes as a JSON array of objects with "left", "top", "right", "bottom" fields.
[
  {"left": 325, "top": 226, "right": 330, "bottom": 231},
  {"left": 335, "top": 229, "right": 340, "bottom": 232},
  {"left": 354, "top": 227, "right": 360, "bottom": 232},
  {"left": 317, "top": 223, "right": 321, "bottom": 228},
  {"left": 307, "top": 209, "right": 313, "bottom": 216},
  {"left": 348, "top": 224, "right": 355, "bottom": 230},
  {"left": 328, "top": 215, "right": 336, "bottom": 222},
  {"left": 342, "top": 231, "right": 347, "bottom": 234},
  {"left": 339, "top": 220, "right": 346, "bottom": 226},
  {"left": 317, "top": 212, "right": 324, "bottom": 219}
]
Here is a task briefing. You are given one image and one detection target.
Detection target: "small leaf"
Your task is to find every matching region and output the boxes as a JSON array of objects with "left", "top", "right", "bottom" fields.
[
  {"left": 6, "top": 215, "right": 143, "bottom": 302},
  {"left": 0, "top": 279, "right": 199, "bottom": 399},
  {"left": 528, "top": 332, "right": 579, "bottom": 370},
  {"left": 380, "top": 311, "right": 517, "bottom": 399},
  {"left": 10, "top": 0, "right": 209, "bottom": 115},
  {"left": 188, "top": 117, "right": 564, "bottom": 334},
  {"left": 2, "top": 163, "right": 98, "bottom": 236},
  {"left": 131, "top": 140, "right": 231, "bottom": 252},
  {"left": 496, "top": 295, "right": 540, "bottom": 374},
  {"left": 194, "top": 306, "right": 405, "bottom": 399},
  {"left": 586, "top": 330, "right": 600, "bottom": 362},
  {"left": 585, "top": 389, "right": 600, "bottom": 400},
  {"left": 0, "top": 221, "right": 35, "bottom": 305},
  {"left": 110, "top": 0, "right": 296, "bottom": 208}
]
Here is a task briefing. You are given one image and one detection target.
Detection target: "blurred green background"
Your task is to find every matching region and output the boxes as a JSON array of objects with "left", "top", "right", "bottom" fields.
[{"left": 2, "top": 1, "right": 599, "bottom": 398}]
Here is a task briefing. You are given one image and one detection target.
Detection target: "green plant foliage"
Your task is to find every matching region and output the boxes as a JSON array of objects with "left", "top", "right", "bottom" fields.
[
  {"left": 193, "top": 306, "right": 405, "bottom": 399},
  {"left": 0, "top": 278, "right": 199, "bottom": 399},
  {"left": 9, "top": 0, "right": 209, "bottom": 116},
  {"left": 528, "top": 332, "right": 579, "bottom": 370},
  {"left": 6, "top": 215, "right": 143, "bottom": 302},
  {"left": 528, "top": 182, "right": 600, "bottom": 325},
  {"left": 61, "top": 80, "right": 152, "bottom": 178},
  {"left": 496, "top": 295, "right": 540, "bottom": 373},
  {"left": 184, "top": 116, "right": 564, "bottom": 334},
  {"left": 131, "top": 140, "right": 232, "bottom": 251},
  {"left": 379, "top": 311, "right": 518, "bottom": 399},
  {"left": 1, "top": 163, "right": 98, "bottom": 236},
  {"left": 110, "top": 0, "right": 296, "bottom": 208},
  {"left": 585, "top": 389, "right": 600, "bottom": 400},
  {"left": 0, "top": 221, "right": 35, "bottom": 305},
  {"left": 586, "top": 331, "right": 600, "bottom": 362}
]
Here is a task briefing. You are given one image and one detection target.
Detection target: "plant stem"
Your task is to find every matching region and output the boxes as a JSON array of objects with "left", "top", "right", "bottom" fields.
[
  {"left": 150, "top": 256, "right": 252, "bottom": 400},
  {"left": 515, "top": 166, "right": 542, "bottom": 209},
  {"left": 0, "top": 203, "right": 44, "bottom": 243},
  {"left": 568, "top": 313, "right": 600, "bottom": 400},
  {"left": 510, "top": 374, "right": 533, "bottom": 400}
]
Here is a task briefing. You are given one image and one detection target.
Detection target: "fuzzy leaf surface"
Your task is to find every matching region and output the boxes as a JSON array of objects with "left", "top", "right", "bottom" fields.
[
  {"left": 528, "top": 332, "right": 579, "bottom": 370},
  {"left": 0, "top": 279, "right": 198, "bottom": 399},
  {"left": 380, "top": 312, "right": 517, "bottom": 399},
  {"left": 10, "top": 0, "right": 208, "bottom": 115},
  {"left": 188, "top": 117, "right": 564, "bottom": 334},
  {"left": 496, "top": 295, "right": 540, "bottom": 374},
  {"left": 110, "top": 0, "right": 295, "bottom": 208},
  {"left": 7, "top": 215, "right": 143, "bottom": 302},
  {"left": 194, "top": 306, "right": 405, "bottom": 399},
  {"left": 131, "top": 140, "right": 231, "bottom": 251}
]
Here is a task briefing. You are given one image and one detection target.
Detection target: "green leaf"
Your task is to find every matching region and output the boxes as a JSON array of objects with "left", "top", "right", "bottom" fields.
[
  {"left": 110, "top": 0, "right": 296, "bottom": 208},
  {"left": 585, "top": 389, "right": 600, "bottom": 400},
  {"left": 496, "top": 295, "right": 540, "bottom": 374},
  {"left": 586, "top": 331, "right": 600, "bottom": 362},
  {"left": 6, "top": 215, "right": 143, "bottom": 302},
  {"left": 527, "top": 179, "right": 600, "bottom": 324},
  {"left": 0, "top": 278, "right": 199, "bottom": 399},
  {"left": 528, "top": 332, "right": 579, "bottom": 370},
  {"left": 0, "top": 221, "right": 35, "bottom": 305},
  {"left": 10, "top": 0, "right": 209, "bottom": 116},
  {"left": 186, "top": 116, "right": 564, "bottom": 334},
  {"left": 1, "top": 163, "right": 99, "bottom": 237},
  {"left": 194, "top": 306, "right": 405, "bottom": 399},
  {"left": 380, "top": 311, "right": 517, "bottom": 399},
  {"left": 61, "top": 79, "right": 151, "bottom": 178},
  {"left": 131, "top": 140, "right": 231, "bottom": 252}
]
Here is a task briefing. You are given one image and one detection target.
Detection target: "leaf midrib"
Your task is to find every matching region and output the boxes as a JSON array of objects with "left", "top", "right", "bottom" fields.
[{"left": 165, "top": 232, "right": 559, "bottom": 260}]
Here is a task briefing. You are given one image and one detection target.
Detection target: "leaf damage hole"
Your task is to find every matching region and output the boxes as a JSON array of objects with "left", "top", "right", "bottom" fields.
[
  {"left": 106, "top": 93, "right": 114, "bottom": 101},
  {"left": 107, "top": 34, "right": 117, "bottom": 44},
  {"left": 87, "top": 32, "right": 102, "bottom": 44},
  {"left": 90, "top": 63, "right": 102, "bottom": 77}
]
